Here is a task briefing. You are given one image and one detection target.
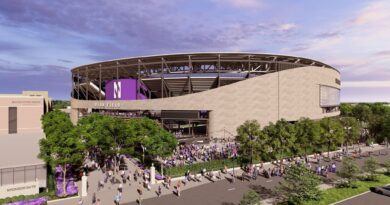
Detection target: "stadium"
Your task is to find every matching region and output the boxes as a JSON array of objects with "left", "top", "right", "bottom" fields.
[{"left": 70, "top": 52, "right": 340, "bottom": 140}]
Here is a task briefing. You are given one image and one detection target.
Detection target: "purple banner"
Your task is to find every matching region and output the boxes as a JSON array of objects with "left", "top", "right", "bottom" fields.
[{"left": 106, "top": 79, "right": 148, "bottom": 100}]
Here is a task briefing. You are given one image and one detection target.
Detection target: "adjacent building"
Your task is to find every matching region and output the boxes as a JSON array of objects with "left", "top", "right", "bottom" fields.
[{"left": 0, "top": 91, "right": 50, "bottom": 198}]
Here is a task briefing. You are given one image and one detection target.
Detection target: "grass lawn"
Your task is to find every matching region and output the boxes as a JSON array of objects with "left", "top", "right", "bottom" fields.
[{"left": 303, "top": 174, "right": 390, "bottom": 205}]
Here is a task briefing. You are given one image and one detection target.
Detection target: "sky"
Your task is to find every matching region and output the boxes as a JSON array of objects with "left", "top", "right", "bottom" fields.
[{"left": 0, "top": 0, "right": 389, "bottom": 101}]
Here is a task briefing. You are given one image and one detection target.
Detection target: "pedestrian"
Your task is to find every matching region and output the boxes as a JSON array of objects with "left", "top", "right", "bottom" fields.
[
  {"left": 78, "top": 197, "right": 83, "bottom": 205},
  {"left": 96, "top": 199, "right": 101, "bottom": 205},
  {"left": 137, "top": 194, "right": 143, "bottom": 205},
  {"left": 176, "top": 181, "right": 181, "bottom": 197},
  {"left": 158, "top": 185, "right": 162, "bottom": 197},
  {"left": 118, "top": 182, "right": 123, "bottom": 193},
  {"left": 92, "top": 192, "right": 96, "bottom": 205},
  {"left": 114, "top": 193, "right": 121, "bottom": 205}
]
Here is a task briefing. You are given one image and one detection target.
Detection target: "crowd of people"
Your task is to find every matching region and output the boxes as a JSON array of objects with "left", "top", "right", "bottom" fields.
[{"left": 162, "top": 139, "right": 239, "bottom": 167}]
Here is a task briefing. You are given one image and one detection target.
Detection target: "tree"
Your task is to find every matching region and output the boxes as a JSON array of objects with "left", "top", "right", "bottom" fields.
[
  {"left": 352, "top": 104, "right": 372, "bottom": 123},
  {"left": 146, "top": 129, "right": 177, "bottom": 158},
  {"left": 77, "top": 114, "right": 118, "bottom": 162},
  {"left": 264, "top": 119, "right": 296, "bottom": 161},
  {"left": 340, "top": 117, "right": 361, "bottom": 152},
  {"left": 295, "top": 118, "right": 320, "bottom": 160},
  {"left": 121, "top": 117, "right": 177, "bottom": 165},
  {"left": 363, "top": 157, "right": 378, "bottom": 181},
  {"left": 383, "top": 160, "right": 390, "bottom": 175},
  {"left": 367, "top": 114, "right": 385, "bottom": 144},
  {"left": 337, "top": 157, "right": 360, "bottom": 186},
  {"left": 340, "top": 103, "right": 354, "bottom": 116},
  {"left": 39, "top": 111, "right": 85, "bottom": 196},
  {"left": 236, "top": 120, "right": 268, "bottom": 163},
  {"left": 240, "top": 190, "right": 261, "bottom": 205},
  {"left": 277, "top": 164, "right": 322, "bottom": 204},
  {"left": 379, "top": 114, "right": 390, "bottom": 147},
  {"left": 320, "top": 117, "right": 344, "bottom": 158}
]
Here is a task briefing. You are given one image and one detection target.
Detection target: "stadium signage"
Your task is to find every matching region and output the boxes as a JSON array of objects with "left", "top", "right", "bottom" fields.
[
  {"left": 0, "top": 181, "right": 39, "bottom": 198},
  {"left": 94, "top": 102, "right": 121, "bottom": 108}
]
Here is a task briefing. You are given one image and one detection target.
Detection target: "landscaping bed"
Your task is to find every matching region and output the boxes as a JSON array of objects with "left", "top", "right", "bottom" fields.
[{"left": 303, "top": 174, "right": 390, "bottom": 205}]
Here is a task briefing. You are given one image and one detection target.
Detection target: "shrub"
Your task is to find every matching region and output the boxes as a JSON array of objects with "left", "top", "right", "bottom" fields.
[
  {"left": 240, "top": 190, "right": 261, "bottom": 205},
  {"left": 164, "top": 158, "right": 241, "bottom": 177},
  {"left": 363, "top": 157, "right": 379, "bottom": 181},
  {"left": 337, "top": 157, "right": 360, "bottom": 187}
]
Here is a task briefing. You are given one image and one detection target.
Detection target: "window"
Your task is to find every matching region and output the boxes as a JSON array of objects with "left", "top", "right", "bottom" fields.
[
  {"left": 320, "top": 85, "right": 340, "bottom": 107},
  {"left": 8, "top": 107, "right": 17, "bottom": 134}
]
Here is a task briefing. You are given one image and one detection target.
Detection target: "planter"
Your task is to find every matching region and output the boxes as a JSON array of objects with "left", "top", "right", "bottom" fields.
[{"left": 6, "top": 197, "right": 47, "bottom": 205}]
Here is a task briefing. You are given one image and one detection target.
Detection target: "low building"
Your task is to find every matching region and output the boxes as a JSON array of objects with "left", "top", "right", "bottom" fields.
[{"left": 0, "top": 91, "right": 51, "bottom": 199}]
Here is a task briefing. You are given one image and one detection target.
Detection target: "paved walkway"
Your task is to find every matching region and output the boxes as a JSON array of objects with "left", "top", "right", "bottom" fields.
[{"left": 49, "top": 144, "right": 389, "bottom": 205}]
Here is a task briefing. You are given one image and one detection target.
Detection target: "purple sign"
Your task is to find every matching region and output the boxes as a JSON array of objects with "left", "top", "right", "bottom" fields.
[{"left": 106, "top": 79, "right": 148, "bottom": 100}]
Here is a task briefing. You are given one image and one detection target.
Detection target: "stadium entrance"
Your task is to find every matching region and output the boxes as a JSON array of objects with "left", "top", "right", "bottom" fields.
[{"left": 90, "top": 109, "right": 209, "bottom": 141}]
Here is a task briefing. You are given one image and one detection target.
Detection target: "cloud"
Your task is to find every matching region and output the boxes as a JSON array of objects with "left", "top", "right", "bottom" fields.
[
  {"left": 374, "top": 50, "right": 390, "bottom": 56},
  {"left": 277, "top": 23, "right": 297, "bottom": 32},
  {"left": 58, "top": 59, "right": 73, "bottom": 63},
  {"left": 351, "top": 1, "right": 390, "bottom": 25},
  {"left": 315, "top": 31, "right": 342, "bottom": 39},
  {"left": 342, "top": 81, "right": 390, "bottom": 88},
  {"left": 212, "top": 0, "right": 263, "bottom": 9}
]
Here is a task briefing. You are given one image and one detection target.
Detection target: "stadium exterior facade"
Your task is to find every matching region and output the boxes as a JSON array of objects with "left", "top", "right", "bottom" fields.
[{"left": 70, "top": 53, "right": 340, "bottom": 139}]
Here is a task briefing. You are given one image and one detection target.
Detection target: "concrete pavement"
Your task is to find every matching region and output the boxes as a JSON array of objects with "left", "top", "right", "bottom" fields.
[{"left": 49, "top": 144, "right": 390, "bottom": 205}]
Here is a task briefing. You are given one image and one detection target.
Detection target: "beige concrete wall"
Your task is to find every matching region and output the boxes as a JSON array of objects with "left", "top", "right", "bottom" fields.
[
  {"left": 71, "top": 66, "right": 340, "bottom": 138},
  {"left": 0, "top": 96, "right": 44, "bottom": 134}
]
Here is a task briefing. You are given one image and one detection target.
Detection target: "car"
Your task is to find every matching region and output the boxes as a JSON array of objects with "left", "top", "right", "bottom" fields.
[{"left": 370, "top": 185, "right": 390, "bottom": 197}]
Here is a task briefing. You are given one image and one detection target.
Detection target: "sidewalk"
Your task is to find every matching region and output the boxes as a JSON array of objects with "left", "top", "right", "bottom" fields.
[{"left": 49, "top": 144, "right": 388, "bottom": 205}]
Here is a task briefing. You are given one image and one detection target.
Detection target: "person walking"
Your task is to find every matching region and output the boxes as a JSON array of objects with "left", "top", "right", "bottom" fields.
[
  {"left": 137, "top": 194, "right": 143, "bottom": 205},
  {"left": 96, "top": 199, "right": 101, "bottom": 205},
  {"left": 78, "top": 197, "right": 83, "bottom": 205},
  {"left": 158, "top": 185, "right": 162, "bottom": 197},
  {"left": 114, "top": 193, "right": 121, "bottom": 205},
  {"left": 92, "top": 192, "right": 97, "bottom": 205},
  {"left": 176, "top": 181, "right": 181, "bottom": 197},
  {"left": 118, "top": 182, "right": 123, "bottom": 193}
]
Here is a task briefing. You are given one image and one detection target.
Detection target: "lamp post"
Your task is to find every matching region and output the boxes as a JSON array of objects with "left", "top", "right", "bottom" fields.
[
  {"left": 328, "top": 129, "right": 334, "bottom": 158},
  {"left": 344, "top": 126, "right": 351, "bottom": 154},
  {"left": 142, "top": 145, "right": 146, "bottom": 164}
]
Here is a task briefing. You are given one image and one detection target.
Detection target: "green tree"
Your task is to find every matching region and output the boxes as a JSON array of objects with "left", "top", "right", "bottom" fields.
[
  {"left": 295, "top": 118, "right": 320, "bottom": 159},
  {"left": 367, "top": 114, "right": 385, "bottom": 144},
  {"left": 383, "top": 160, "right": 390, "bottom": 175},
  {"left": 352, "top": 104, "right": 372, "bottom": 123},
  {"left": 264, "top": 119, "right": 296, "bottom": 161},
  {"left": 122, "top": 118, "right": 177, "bottom": 164},
  {"left": 240, "top": 190, "right": 261, "bottom": 205},
  {"left": 340, "top": 103, "right": 354, "bottom": 116},
  {"left": 277, "top": 165, "right": 322, "bottom": 204},
  {"left": 320, "top": 117, "right": 344, "bottom": 158},
  {"left": 145, "top": 129, "right": 177, "bottom": 158},
  {"left": 236, "top": 120, "right": 268, "bottom": 164},
  {"left": 379, "top": 114, "right": 390, "bottom": 147},
  {"left": 340, "top": 117, "right": 361, "bottom": 152},
  {"left": 77, "top": 114, "right": 117, "bottom": 161},
  {"left": 39, "top": 111, "right": 85, "bottom": 196},
  {"left": 368, "top": 103, "right": 390, "bottom": 116},
  {"left": 337, "top": 157, "right": 360, "bottom": 186},
  {"left": 363, "top": 157, "right": 378, "bottom": 181}
]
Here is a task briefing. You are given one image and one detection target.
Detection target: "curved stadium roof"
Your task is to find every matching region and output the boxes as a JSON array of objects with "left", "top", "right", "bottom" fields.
[{"left": 71, "top": 52, "right": 338, "bottom": 99}]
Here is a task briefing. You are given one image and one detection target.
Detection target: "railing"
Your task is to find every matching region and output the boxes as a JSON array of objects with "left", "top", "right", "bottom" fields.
[{"left": 0, "top": 164, "right": 46, "bottom": 186}]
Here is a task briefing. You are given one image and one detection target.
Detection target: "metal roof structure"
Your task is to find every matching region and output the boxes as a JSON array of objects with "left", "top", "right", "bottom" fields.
[{"left": 71, "top": 52, "right": 338, "bottom": 100}]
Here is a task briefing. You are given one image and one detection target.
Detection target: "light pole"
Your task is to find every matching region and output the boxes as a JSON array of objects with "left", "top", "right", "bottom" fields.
[
  {"left": 344, "top": 126, "right": 351, "bottom": 154},
  {"left": 328, "top": 129, "right": 334, "bottom": 158},
  {"left": 142, "top": 145, "right": 145, "bottom": 164}
]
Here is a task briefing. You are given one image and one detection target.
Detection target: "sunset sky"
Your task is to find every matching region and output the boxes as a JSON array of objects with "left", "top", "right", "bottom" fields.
[{"left": 0, "top": 0, "right": 389, "bottom": 101}]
